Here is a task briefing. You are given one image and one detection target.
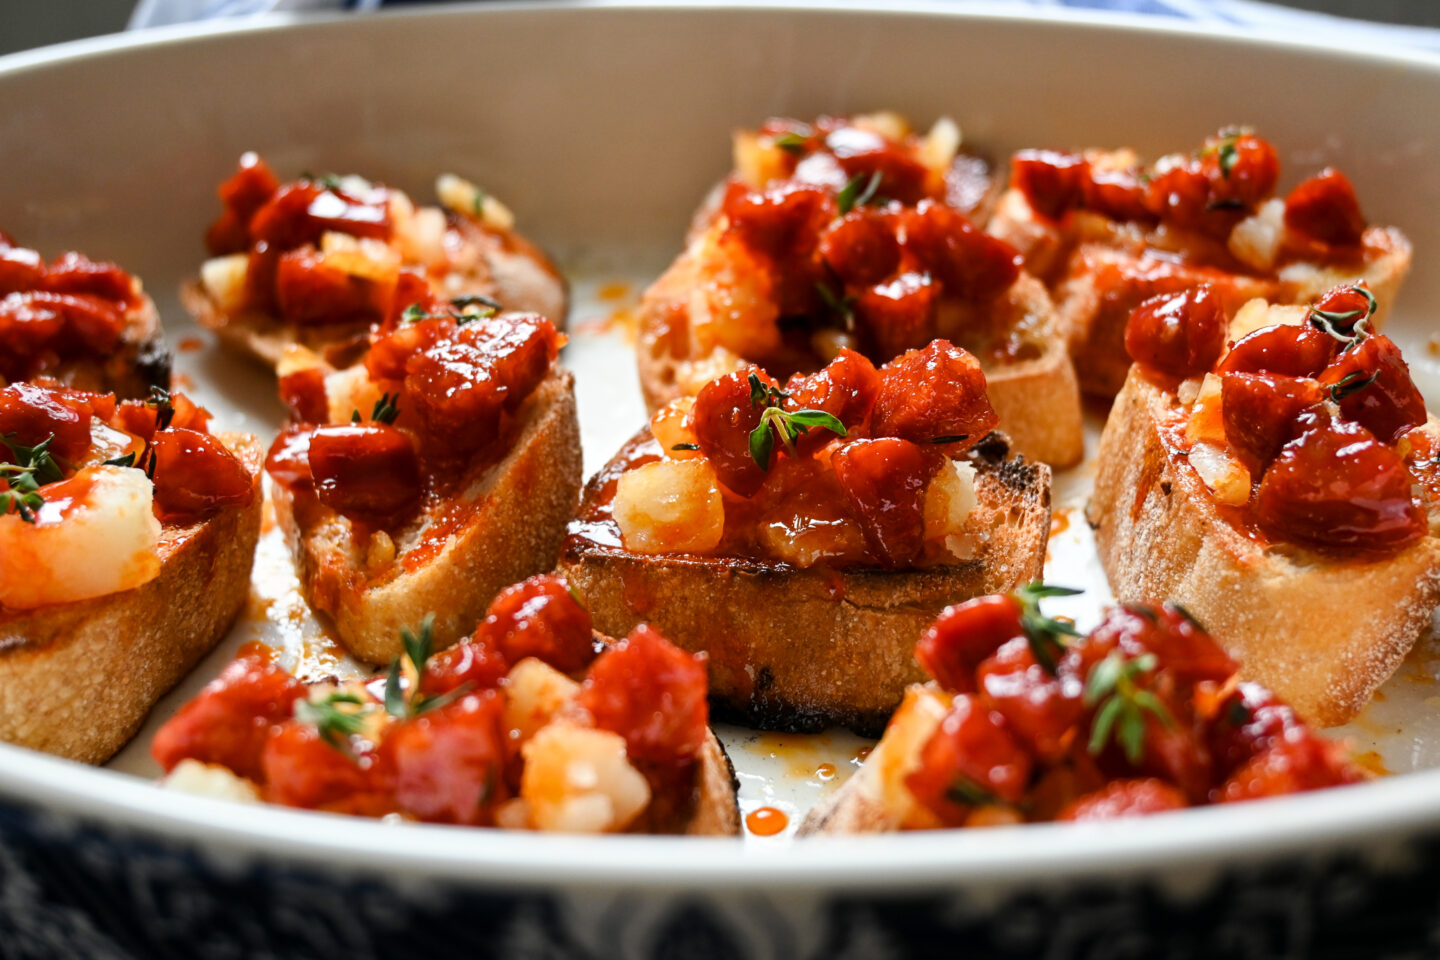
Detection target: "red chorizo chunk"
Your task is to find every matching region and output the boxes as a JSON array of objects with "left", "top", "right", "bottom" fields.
[
  {"left": 1216, "top": 730, "right": 1363, "bottom": 802},
  {"left": 905, "top": 694, "right": 1033, "bottom": 824},
  {"left": 420, "top": 634, "right": 508, "bottom": 698},
  {"left": 691, "top": 366, "right": 777, "bottom": 497},
  {"left": 579, "top": 624, "right": 708, "bottom": 768},
  {"left": 1220, "top": 372, "right": 1325, "bottom": 476},
  {"left": 261, "top": 720, "right": 394, "bottom": 816},
  {"left": 915, "top": 594, "right": 1024, "bottom": 695},
  {"left": 150, "top": 427, "right": 256, "bottom": 526},
  {"left": 831, "top": 437, "right": 943, "bottom": 568},
  {"left": 384, "top": 690, "right": 508, "bottom": 825},
  {"left": 0, "top": 382, "right": 93, "bottom": 466},
  {"left": 1284, "top": 168, "right": 1366, "bottom": 247},
  {"left": 473, "top": 574, "right": 595, "bottom": 674},
  {"left": 782, "top": 348, "right": 879, "bottom": 455},
  {"left": 1218, "top": 322, "right": 1336, "bottom": 379},
  {"left": 1316, "top": 334, "right": 1426, "bottom": 445},
  {"left": 1123, "top": 286, "right": 1226, "bottom": 378},
  {"left": 1057, "top": 778, "right": 1188, "bottom": 821},
  {"left": 151, "top": 654, "right": 306, "bottom": 782},
  {"left": 306, "top": 423, "right": 421, "bottom": 526},
  {"left": 871, "top": 339, "right": 997, "bottom": 451}
]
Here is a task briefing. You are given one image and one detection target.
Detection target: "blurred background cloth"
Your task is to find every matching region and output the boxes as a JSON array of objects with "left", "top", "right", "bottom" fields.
[{"left": 5, "top": 0, "right": 1440, "bottom": 57}]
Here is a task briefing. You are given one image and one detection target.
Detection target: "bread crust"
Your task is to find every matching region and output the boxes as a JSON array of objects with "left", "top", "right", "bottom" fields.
[
  {"left": 561, "top": 434, "right": 1051, "bottom": 735},
  {"left": 0, "top": 435, "right": 263, "bottom": 764},
  {"left": 636, "top": 239, "right": 1084, "bottom": 468},
  {"left": 274, "top": 370, "right": 583, "bottom": 664},
  {"left": 183, "top": 216, "right": 568, "bottom": 371},
  {"left": 796, "top": 766, "right": 893, "bottom": 836},
  {"left": 626, "top": 728, "right": 741, "bottom": 836},
  {"left": 1087, "top": 368, "right": 1440, "bottom": 726}
]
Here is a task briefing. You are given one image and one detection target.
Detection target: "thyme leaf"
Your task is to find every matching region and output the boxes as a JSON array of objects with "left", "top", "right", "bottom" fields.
[
  {"left": 836, "top": 170, "right": 882, "bottom": 216},
  {"left": 1012, "top": 582, "right": 1082, "bottom": 676},
  {"left": 1084, "top": 650, "right": 1175, "bottom": 764},
  {"left": 744, "top": 374, "right": 847, "bottom": 471}
]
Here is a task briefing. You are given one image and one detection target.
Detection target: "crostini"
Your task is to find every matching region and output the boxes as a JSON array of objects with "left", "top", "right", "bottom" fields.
[
  {"left": 264, "top": 299, "right": 582, "bottom": 665},
  {"left": 0, "top": 381, "right": 261, "bottom": 763},
  {"left": 1087, "top": 284, "right": 1440, "bottom": 726},
  {"left": 987, "top": 128, "right": 1412, "bottom": 398},
  {"left": 183, "top": 153, "right": 568, "bottom": 370},
  {"left": 636, "top": 113, "right": 1084, "bottom": 467},
  {"left": 1, "top": 232, "right": 169, "bottom": 398},
  {"left": 153, "top": 574, "right": 740, "bottom": 835},
  {"left": 562, "top": 340, "right": 1051, "bottom": 735},
  {"left": 800, "top": 590, "right": 1365, "bottom": 835}
]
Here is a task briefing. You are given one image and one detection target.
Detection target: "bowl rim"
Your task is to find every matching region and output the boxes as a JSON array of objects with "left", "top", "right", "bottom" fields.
[{"left": 3, "top": 0, "right": 1440, "bottom": 889}]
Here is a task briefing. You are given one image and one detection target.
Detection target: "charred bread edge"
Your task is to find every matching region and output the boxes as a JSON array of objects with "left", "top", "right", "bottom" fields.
[
  {"left": 0, "top": 435, "right": 264, "bottom": 764},
  {"left": 561, "top": 431, "right": 1050, "bottom": 737},
  {"left": 274, "top": 369, "right": 582, "bottom": 665},
  {"left": 1087, "top": 367, "right": 1440, "bottom": 726}
]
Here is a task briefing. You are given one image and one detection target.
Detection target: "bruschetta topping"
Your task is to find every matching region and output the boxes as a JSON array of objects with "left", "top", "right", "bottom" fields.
[
  {"left": 0, "top": 381, "right": 255, "bottom": 608},
  {"left": 201, "top": 153, "right": 531, "bottom": 334},
  {"left": 874, "top": 588, "right": 1363, "bottom": 828},
  {"left": 1127, "top": 284, "right": 1431, "bottom": 555},
  {"left": 264, "top": 307, "right": 561, "bottom": 529},
  {"left": 596, "top": 341, "right": 993, "bottom": 568},
  {"left": 154, "top": 575, "right": 714, "bottom": 832},
  {"left": 0, "top": 234, "right": 145, "bottom": 385}
]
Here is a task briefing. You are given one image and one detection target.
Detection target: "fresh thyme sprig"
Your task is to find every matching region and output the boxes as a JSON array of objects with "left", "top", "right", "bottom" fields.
[
  {"left": 370, "top": 393, "right": 400, "bottom": 425},
  {"left": 383, "top": 615, "right": 471, "bottom": 720},
  {"left": 295, "top": 690, "right": 372, "bottom": 753},
  {"left": 835, "top": 170, "right": 883, "bottom": 216},
  {"left": 814, "top": 281, "right": 856, "bottom": 331},
  {"left": 772, "top": 131, "right": 810, "bottom": 155},
  {"left": 1327, "top": 370, "right": 1380, "bottom": 404},
  {"left": 1308, "top": 284, "right": 1377, "bottom": 347},
  {"left": 400, "top": 293, "right": 503, "bottom": 326},
  {"left": 1012, "top": 582, "right": 1082, "bottom": 676},
  {"left": 1084, "top": 650, "right": 1176, "bottom": 765},
  {"left": 745, "top": 373, "right": 847, "bottom": 471},
  {"left": 945, "top": 775, "right": 999, "bottom": 809},
  {"left": 146, "top": 386, "right": 176, "bottom": 431},
  {"left": 0, "top": 433, "right": 63, "bottom": 524}
]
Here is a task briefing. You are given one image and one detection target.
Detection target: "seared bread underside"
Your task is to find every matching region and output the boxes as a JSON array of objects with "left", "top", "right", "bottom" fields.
[
  {"left": 1088, "top": 368, "right": 1440, "bottom": 726},
  {"left": 273, "top": 370, "right": 583, "bottom": 665},
  {"left": 0, "top": 435, "right": 263, "bottom": 764},
  {"left": 562, "top": 433, "right": 1052, "bottom": 736}
]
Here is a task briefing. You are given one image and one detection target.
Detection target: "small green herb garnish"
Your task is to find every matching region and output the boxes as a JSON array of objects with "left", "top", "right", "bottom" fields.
[
  {"left": 1327, "top": 370, "right": 1380, "bottom": 404},
  {"left": 371, "top": 393, "right": 400, "bottom": 425},
  {"left": 772, "top": 131, "right": 810, "bottom": 155},
  {"left": 945, "top": 775, "right": 999, "bottom": 809},
  {"left": 400, "top": 294, "right": 501, "bottom": 326},
  {"left": 472, "top": 188, "right": 489, "bottom": 217},
  {"left": 835, "top": 170, "right": 882, "bottom": 217},
  {"left": 295, "top": 690, "right": 372, "bottom": 753},
  {"left": 1, "top": 433, "right": 64, "bottom": 524},
  {"left": 103, "top": 452, "right": 138, "bottom": 468},
  {"left": 302, "top": 172, "right": 346, "bottom": 192},
  {"left": 1013, "top": 582, "right": 1082, "bottom": 676},
  {"left": 1308, "top": 284, "right": 1377, "bottom": 347},
  {"left": 671, "top": 442, "right": 700, "bottom": 452},
  {"left": 815, "top": 281, "right": 857, "bottom": 331},
  {"left": 1084, "top": 650, "right": 1176, "bottom": 764},
  {"left": 1217, "top": 141, "right": 1239, "bottom": 178},
  {"left": 745, "top": 373, "right": 847, "bottom": 471},
  {"left": 383, "top": 615, "right": 471, "bottom": 720},
  {"left": 146, "top": 386, "right": 176, "bottom": 431}
]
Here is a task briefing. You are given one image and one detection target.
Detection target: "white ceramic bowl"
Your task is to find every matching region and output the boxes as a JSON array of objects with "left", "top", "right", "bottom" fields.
[{"left": 2, "top": 6, "right": 1440, "bottom": 957}]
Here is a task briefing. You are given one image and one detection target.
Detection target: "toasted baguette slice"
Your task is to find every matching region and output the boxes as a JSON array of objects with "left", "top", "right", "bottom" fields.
[
  {"left": 0, "top": 435, "right": 262, "bottom": 764},
  {"left": 273, "top": 371, "right": 582, "bottom": 664},
  {"left": 184, "top": 209, "right": 567, "bottom": 372},
  {"left": 627, "top": 728, "right": 741, "bottom": 836},
  {"left": 638, "top": 241, "right": 1084, "bottom": 468},
  {"left": 1088, "top": 368, "right": 1440, "bottom": 726},
  {"left": 990, "top": 187, "right": 1413, "bottom": 400},
  {"left": 561, "top": 432, "right": 1050, "bottom": 736}
]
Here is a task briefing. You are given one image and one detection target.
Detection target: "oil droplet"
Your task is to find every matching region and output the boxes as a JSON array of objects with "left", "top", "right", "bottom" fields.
[
  {"left": 236, "top": 640, "right": 276, "bottom": 662},
  {"left": 746, "top": 806, "right": 789, "bottom": 836},
  {"left": 178, "top": 336, "right": 205, "bottom": 353},
  {"left": 816, "top": 762, "right": 837, "bottom": 782},
  {"left": 1049, "top": 509, "right": 1071, "bottom": 539},
  {"left": 596, "top": 281, "right": 632, "bottom": 302},
  {"left": 852, "top": 745, "right": 873, "bottom": 765},
  {"left": 1352, "top": 749, "right": 1391, "bottom": 777}
]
